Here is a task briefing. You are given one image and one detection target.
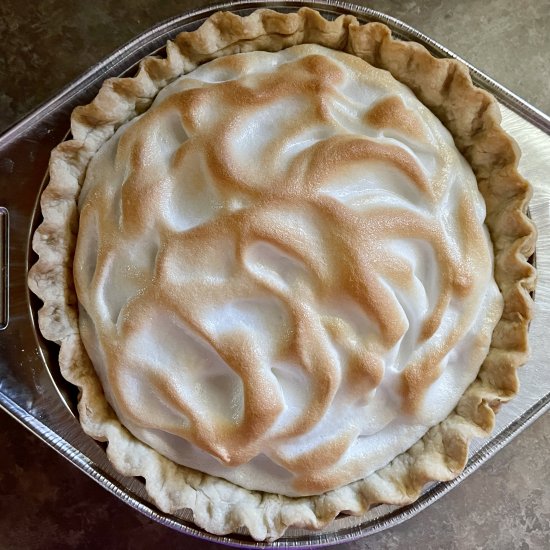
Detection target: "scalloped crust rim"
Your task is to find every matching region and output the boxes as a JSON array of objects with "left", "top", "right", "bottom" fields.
[{"left": 28, "top": 7, "right": 536, "bottom": 542}]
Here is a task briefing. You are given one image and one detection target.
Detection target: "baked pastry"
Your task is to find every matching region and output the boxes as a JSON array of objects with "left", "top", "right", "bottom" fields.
[
  {"left": 71, "top": 43, "right": 506, "bottom": 497},
  {"left": 29, "top": 7, "right": 536, "bottom": 541}
]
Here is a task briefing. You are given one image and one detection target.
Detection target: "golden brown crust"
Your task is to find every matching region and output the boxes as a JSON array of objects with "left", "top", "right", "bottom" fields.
[{"left": 28, "top": 7, "right": 536, "bottom": 541}]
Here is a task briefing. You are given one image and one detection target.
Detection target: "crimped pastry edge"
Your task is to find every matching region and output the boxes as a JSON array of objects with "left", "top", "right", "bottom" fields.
[{"left": 28, "top": 7, "right": 537, "bottom": 541}]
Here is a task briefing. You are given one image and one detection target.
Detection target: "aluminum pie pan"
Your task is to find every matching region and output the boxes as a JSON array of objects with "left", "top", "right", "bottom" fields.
[{"left": 0, "top": 1, "right": 548, "bottom": 546}]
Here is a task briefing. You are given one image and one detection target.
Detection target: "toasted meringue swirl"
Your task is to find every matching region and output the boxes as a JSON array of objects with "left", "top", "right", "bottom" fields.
[{"left": 74, "top": 45, "right": 503, "bottom": 496}]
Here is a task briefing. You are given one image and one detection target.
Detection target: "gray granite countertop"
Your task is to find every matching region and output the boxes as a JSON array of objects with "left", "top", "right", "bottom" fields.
[{"left": 1, "top": 1, "right": 549, "bottom": 548}]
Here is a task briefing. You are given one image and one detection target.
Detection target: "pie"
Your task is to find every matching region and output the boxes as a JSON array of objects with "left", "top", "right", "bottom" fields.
[{"left": 28, "top": 7, "right": 536, "bottom": 541}]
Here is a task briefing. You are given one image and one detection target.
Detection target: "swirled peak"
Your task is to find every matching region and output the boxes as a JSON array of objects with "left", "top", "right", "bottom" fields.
[{"left": 74, "top": 44, "right": 503, "bottom": 496}]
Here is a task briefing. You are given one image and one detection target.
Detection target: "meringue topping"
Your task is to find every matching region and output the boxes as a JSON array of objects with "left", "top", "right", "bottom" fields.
[{"left": 74, "top": 44, "right": 503, "bottom": 496}]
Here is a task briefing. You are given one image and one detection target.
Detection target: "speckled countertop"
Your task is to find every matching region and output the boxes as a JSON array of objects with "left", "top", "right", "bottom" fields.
[{"left": 1, "top": 1, "right": 549, "bottom": 548}]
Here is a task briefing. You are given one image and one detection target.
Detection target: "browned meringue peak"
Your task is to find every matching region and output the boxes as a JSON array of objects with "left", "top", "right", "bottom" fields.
[{"left": 73, "top": 44, "right": 503, "bottom": 496}]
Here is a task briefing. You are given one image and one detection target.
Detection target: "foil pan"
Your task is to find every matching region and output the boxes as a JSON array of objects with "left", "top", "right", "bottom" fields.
[{"left": 0, "top": 1, "right": 549, "bottom": 547}]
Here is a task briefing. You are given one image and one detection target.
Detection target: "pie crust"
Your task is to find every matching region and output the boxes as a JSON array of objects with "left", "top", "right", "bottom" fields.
[{"left": 28, "top": 7, "right": 536, "bottom": 541}]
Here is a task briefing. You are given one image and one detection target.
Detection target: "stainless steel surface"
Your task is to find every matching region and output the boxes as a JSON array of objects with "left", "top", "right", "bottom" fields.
[
  {"left": 0, "top": 1, "right": 548, "bottom": 547},
  {"left": 0, "top": 207, "right": 8, "bottom": 330}
]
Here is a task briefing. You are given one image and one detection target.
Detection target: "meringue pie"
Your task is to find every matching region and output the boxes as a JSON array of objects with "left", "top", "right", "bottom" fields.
[{"left": 29, "top": 7, "right": 536, "bottom": 540}]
